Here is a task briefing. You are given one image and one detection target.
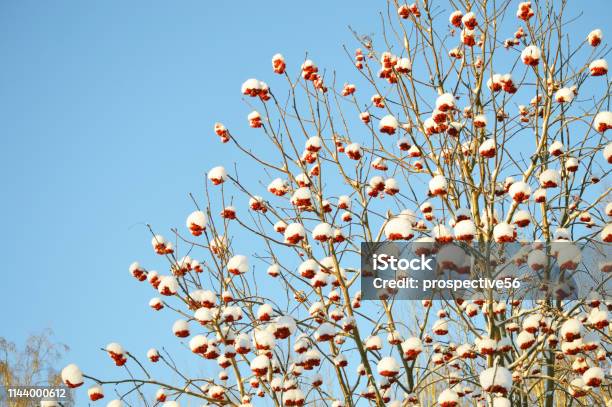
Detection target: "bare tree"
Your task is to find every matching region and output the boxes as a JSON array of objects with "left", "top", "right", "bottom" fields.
[{"left": 1, "top": 329, "right": 73, "bottom": 407}]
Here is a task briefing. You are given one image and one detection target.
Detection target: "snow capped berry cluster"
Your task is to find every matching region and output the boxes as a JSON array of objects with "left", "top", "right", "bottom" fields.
[{"left": 241, "top": 78, "right": 270, "bottom": 100}]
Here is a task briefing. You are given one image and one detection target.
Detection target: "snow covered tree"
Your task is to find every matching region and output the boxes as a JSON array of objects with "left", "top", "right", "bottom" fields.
[{"left": 64, "top": 1, "right": 611, "bottom": 406}]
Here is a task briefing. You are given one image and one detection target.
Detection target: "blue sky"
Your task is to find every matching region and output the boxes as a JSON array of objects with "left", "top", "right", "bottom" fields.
[
  {"left": 0, "top": 0, "right": 384, "bottom": 398},
  {"left": 1, "top": 0, "right": 610, "bottom": 404}
]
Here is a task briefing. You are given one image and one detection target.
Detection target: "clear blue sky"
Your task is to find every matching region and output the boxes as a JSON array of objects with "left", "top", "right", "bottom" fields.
[
  {"left": 0, "top": 0, "right": 609, "bottom": 403},
  {"left": 0, "top": 0, "right": 385, "bottom": 397}
]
